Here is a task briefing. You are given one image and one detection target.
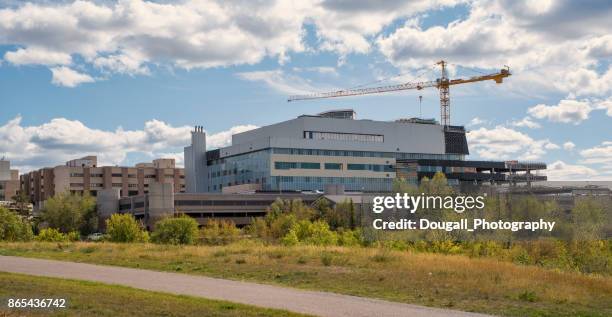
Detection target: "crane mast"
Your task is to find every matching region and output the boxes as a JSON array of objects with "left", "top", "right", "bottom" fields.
[
  {"left": 288, "top": 60, "right": 511, "bottom": 126},
  {"left": 438, "top": 60, "right": 451, "bottom": 126}
]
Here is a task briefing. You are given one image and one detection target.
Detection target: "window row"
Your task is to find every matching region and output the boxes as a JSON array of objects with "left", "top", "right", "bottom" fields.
[{"left": 304, "top": 131, "right": 384, "bottom": 143}]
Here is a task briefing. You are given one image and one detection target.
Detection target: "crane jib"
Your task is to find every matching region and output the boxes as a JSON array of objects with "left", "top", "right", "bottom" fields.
[{"left": 287, "top": 61, "right": 511, "bottom": 126}]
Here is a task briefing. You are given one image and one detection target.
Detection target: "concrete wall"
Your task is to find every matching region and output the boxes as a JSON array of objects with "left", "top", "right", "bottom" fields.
[
  {"left": 96, "top": 188, "right": 120, "bottom": 230},
  {"left": 184, "top": 127, "right": 208, "bottom": 193},
  {"left": 146, "top": 183, "right": 175, "bottom": 229}
]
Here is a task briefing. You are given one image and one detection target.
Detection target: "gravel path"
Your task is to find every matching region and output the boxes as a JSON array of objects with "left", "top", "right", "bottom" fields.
[{"left": 0, "top": 255, "right": 492, "bottom": 317}]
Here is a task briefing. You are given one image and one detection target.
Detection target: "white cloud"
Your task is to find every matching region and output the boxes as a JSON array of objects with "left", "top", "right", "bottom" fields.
[
  {"left": 0, "top": 0, "right": 306, "bottom": 77},
  {"left": 527, "top": 99, "right": 592, "bottom": 124},
  {"left": 466, "top": 117, "right": 486, "bottom": 127},
  {"left": 236, "top": 69, "right": 324, "bottom": 95},
  {"left": 50, "top": 66, "right": 95, "bottom": 87},
  {"left": 4, "top": 47, "right": 71, "bottom": 66},
  {"left": 0, "top": 0, "right": 466, "bottom": 85},
  {"left": 580, "top": 141, "right": 612, "bottom": 166},
  {"left": 207, "top": 125, "right": 258, "bottom": 149},
  {"left": 544, "top": 142, "right": 559, "bottom": 150},
  {"left": 594, "top": 97, "right": 612, "bottom": 117},
  {"left": 511, "top": 116, "right": 540, "bottom": 129},
  {"left": 376, "top": 1, "right": 612, "bottom": 97},
  {"left": 546, "top": 160, "right": 598, "bottom": 181},
  {"left": 292, "top": 66, "right": 338, "bottom": 75},
  {"left": 93, "top": 50, "right": 150, "bottom": 76},
  {"left": 466, "top": 125, "right": 556, "bottom": 160},
  {"left": 0, "top": 115, "right": 257, "bottom": 172},
  {"left": 308, "top": 0, "right": 465, "bottom": 57},
  {"left": 563, "top": 141, "right": 575, "bottom": 151}
]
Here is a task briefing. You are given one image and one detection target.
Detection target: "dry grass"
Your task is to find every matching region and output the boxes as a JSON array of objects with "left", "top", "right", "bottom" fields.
[{"left": 1, "top": 241, "right": 611, "bottom": 316}]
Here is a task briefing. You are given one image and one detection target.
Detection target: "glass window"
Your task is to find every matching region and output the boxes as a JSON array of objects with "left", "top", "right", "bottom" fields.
[
  {"left": 347, "top": 164, "right": 366, "bottom": 170},
  {"left": 324, "top": 163, "right": 342, "bottom": 170},
  {"left": 300, "top": 162, "right": 320, "bottom": 169},
  {"left": 304, "top": 131, "right": 384, "bottom": 143}
]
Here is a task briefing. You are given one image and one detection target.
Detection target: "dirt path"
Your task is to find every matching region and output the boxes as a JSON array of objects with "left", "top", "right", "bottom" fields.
[{"left": 0, "top": 255, "right": 492, "bottom": 317}]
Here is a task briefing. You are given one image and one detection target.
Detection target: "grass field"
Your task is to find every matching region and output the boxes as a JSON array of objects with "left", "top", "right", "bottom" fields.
[
  {"left": 0, "top": 272, "right": 310, "bottom": 317},
  {"left": 1, "top": 241, "right": 611, "bottom": 317}
]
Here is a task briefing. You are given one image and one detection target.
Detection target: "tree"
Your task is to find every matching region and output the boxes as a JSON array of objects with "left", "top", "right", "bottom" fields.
[
  {"left": 392, "top": 178, "right": 418, "bottom": 194},
  {"left": 0, "top": 207, "right": 33, "bottom": 241},
  {"left": 41, "top": 191, "right": 97, "bottom": 235},
  {"left": 151, "top": 215, "right": 200, "bottom": 245},
  {"left": 105, "top": 214, "right": 148, "bottom": 243},
  {"left": 570, "top": 198, "right": 606, "bottom": 241},
  {"left": 267, "top": 198, "right": 314, "bottom": 223},
  {"left": 11, "top": 191, "right": 32, "bottom": 217},
  {"left": 318, "top": 199, "right": 357, "bottom": 230},
  {"left": 419, "top": 172, "right": 453, "bottom": 195}
]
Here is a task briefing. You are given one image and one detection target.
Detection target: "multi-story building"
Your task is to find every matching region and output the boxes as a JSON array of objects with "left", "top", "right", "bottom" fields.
[
  {"left": 20, "top": 156, "right": 185, "bottom": 210},
  {"left": 185, "top": 110, "right": 546, "bottom": 193},
  {"left": 0, "top": 159, "right": 20, "bottom": 201}
]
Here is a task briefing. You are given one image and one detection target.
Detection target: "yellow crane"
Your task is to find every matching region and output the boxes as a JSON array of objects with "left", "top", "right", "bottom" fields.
[{"left": 288, "top": 60, "right": 511, "bottom": 126}]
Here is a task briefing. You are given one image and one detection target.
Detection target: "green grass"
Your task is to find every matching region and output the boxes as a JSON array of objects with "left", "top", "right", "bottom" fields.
[
  {"left": 0, "top": 272, "right": 310, "bottom": 317},
  {"left": 1, "top": 241, "right": 611, "bottom": 317}
]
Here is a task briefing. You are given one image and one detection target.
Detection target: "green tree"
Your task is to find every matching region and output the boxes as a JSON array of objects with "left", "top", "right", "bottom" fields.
[
  {"left": 392, "top": 178, "right": 418, "bottom": 194},
  {"left": 0, "top": 207, "right": 33, "bottom": 241},
  {"left": 419, "top": 172, "right": 453, "bottom": 195},
  {"left": 105, "top": 214, "right": 148, "bottom": 243},
  {"left": 151, "top": 215, "right": 199, "bottom": 245},
  {"left": 11, "top": 191, "right": 32, "bottom": 217},
  {"left": 266, "top": 198, "right": 314, "bottom": 223},
  {"left": 319, "top": 199, "right": 357, "bottom": 230},
  {"left": 41, "top": 191, "right": 97, "bottom": 234}
]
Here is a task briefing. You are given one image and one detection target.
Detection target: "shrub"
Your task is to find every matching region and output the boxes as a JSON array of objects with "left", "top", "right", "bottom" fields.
[
  {"left": 105, "top": 214, "right": 149, "bottom": 243},
  {"left": 295, "top": 220, "right": 338, "bottom": 246},
  {"left": 321, "top": 252, "right": 333, "bottom": 266},
  {"left": 280, "top": 230, "right": 299, "bottom": 246},
  {"left": 199, "top": 219, "right": 240, "bottom": 245},
  {"left": 518, "top": 290, "right": 538, "bottom": 302},
  {"left": 371, "top": 249, "right": 393, "bottom": 263},
  {"left": 67, "top": 231, "right": 81, "bottom": 242},
  {"left": 152, "top": 216, "right": 199, "bottom": 245},
  {"left": 337, "top": 228, "right": 362, "bottom": 247},
  {"left": 0, "top": 207, "right": 33, "bottom": 241},
  {"left": 36, "top": 228, "right": 67, "bottom": 242}
]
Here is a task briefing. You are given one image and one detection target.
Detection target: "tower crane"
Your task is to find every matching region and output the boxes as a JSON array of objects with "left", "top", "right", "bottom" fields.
[{"left": 288, "top": 60, "right": 511, "bottom": 126}]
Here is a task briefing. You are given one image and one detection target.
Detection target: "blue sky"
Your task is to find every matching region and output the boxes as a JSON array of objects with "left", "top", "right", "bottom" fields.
[{"left": 0, "top": 0, "right": 611, "bottom": 180}]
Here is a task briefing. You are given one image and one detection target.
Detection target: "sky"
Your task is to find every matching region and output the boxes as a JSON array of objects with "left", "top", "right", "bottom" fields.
[{"left": 0, "top": 0, "right": 611, "bottom": 180}]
